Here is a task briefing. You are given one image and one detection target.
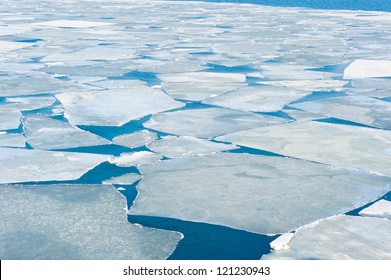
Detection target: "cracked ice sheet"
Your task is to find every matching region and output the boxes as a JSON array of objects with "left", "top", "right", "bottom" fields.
[
  {"left": 109, "top": 151, "right": 162, "bottom": 167},
  {"left": 0, "top": 184, "right": 181, "bottom": 259},
  {"left": 0, "top": 133, "right": 25, "bottom": 148},
  {"left": 262, "top": 215, "right": 391, "bottom": 260},
  {"left": 0, "top": 148, "right": 109, "bottom": 184},
  {"left": 359, "top": 200, "right": 391, "bottom": 220},
  {"left": 202, "top": 85, "right": 310, "bottom": 113},
  {"left": 147, "top": 136, "right": 238, "bottom": 158},
  {"left": 22, "top": 114, "right": 111, "bottom": 150},
  {"left": 158, "top": 72, "right": 246, "bottom": 101},
  {"left": 144, "top": 108, "right": 287, "bottom": 139},
  {"left": 0, "top": 109, "right": 22, "bottom": 131},
  {"left": 113, "top": 130, "right": 158, "bottom": 149},
  {"left": 343, "top": 60, "right": 391, "bottom": 79},
  {"left": 56, "top": 86, "right": 184, "bottom": 126},
  {"left": 217, "top": 121, "right": 391, "bottom": 177},
  {"left": 290, "top": 96, "right": 391, "bottom": 130},
  {"left": 129, "top": 153, "right": 390, "bottom": 234}
]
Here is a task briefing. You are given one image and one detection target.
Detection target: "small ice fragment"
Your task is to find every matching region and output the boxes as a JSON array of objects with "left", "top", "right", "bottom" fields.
[{"left": 270, "top": 233, "right": 295, "bottom": 251}]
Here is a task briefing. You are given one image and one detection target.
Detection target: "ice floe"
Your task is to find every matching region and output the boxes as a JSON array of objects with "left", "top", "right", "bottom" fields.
[
  {"left": 144, "top": 108, "right": 287, "bottom": 139},
  {"left": 344, "top": 60, "right": 391, "bottom": 79},
  {"left": 109, "top": 151, "right": 162, "bottom": 167},
  {"left": 217, "top": 121, "right": 391, "bottom": 177},
  {"left": 262, "top": 215, "right": 391, "bottom": 259},
  {"left": 0, "top": 133, "right": 25, "bottom": 148},
  {"left": 290, "top": 95, "right": 391, "bottom": 130},
  {"left": 1, "top": 96, "right": 57, "bottom": 111},
  {"left": 359, "top": 200, "right": 391, "bottom": 220},
  {"left": 202, "top": 85, "right": 310, "bottom": 112},
  {"left": 103, "top": 173, "right": 142, "bottom": 185},
  {"left": 112, "top": 130, "right": 158, "bottom": 149},
  {"left": 0, "top": 148, "right": 109, "bottom": 184},
  {"left": 0, "top": 41, "right": 33, "bottom": 53},
  {"left": 258, "top": 80, "right": 347, "bottom": 92},
  {"left": 35, "top": 20, "right": 113, "bottom": 28},
  {"left": 0, "top": 109, "right": 22, "bottom": 131},
  {"left": 22, "top": 114, "right": 110, "bottom": 150},
  {"left": 147, "top": 136, "right": 237, "bottom": 158},
  {"left": 0, "top": 184, "right": 181, "bottom": 259},
  {"left": 129, "top": 153, "right": 390, "bottom": 234},
  {"left": 56, "top": 86, "right": 184, "bottom": 126}
]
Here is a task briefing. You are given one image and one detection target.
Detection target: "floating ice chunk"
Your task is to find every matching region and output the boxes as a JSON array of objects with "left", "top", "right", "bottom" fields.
[
  {"left": 144, "top": 108, "right": 287, "bottom": 139},
  {"left": 0, "top": 184, "right": 181, "bottom": 259},
  {"left": 217, "top": 121, "right": 391, "bottom": 177},
  {"left": 202, "top": 85, "right": 309, "bottom": 112},
  {"left": 56, "top": 86, "right": 184, "bottom": 126},
  {"left": 0, "top": 41, "right": 33, "bottom": 53},
  {"left": 270, "top": 233, "right": 295, "bottom": 250},
  {"left": 258, "top": 80, "right": 347, "bottom": 91},
  {"left": 0, "top": 109, "right": 22, "bottom": 130},
  {"left": 260, "top": 64, "right": 333, "bottom": 80},
  {"left": 2, "top": 96, "right": 56, "bottom": 111},
  {"left": 109, "top": 151, "right": 162, "bottom": 167},
  {"left": 158, "top": 72, "right": 246, "bottom": 101},
  {"left": 0, "top": 133, "right": 25, "bottom": 148},
  {"left": 0, "top": 148, "right": 109, "bottom": 184},
  {"left": 103, "top": 173, "right": 142, "bottom": 185},
  {"left": 283, "top": 109, "right": 324, "bottom": 121},
  {"left": 262, "top": 215, "right": 391, "bottom": 259},
  {"left": 129, "top": 153, "right": 390, "bottom": 234},
  {"left": 113, "top": 130, "right": 158, "bottom": 149},
  {"left": 359, "top": 200, "right": 391, "bottom": 220},
  {"left": 147, "top": 136, "right": 237, "bottom": 158},
  {"left": 344, "top": 60, "right": 391, "bottom": 79},
  {"left": 290, "top": 96, "right": 391, "bottom": 130},
  {"left": 22, "top": 115, "right": 111, "bottom": 150},
  {"left": 35, "top": 20, "right": 113, "bottom": 28}
]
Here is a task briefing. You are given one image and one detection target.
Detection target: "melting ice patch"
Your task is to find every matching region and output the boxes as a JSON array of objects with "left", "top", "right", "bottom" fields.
[
  {"left": 217, "top": 121, "right": 391, "bottom": 177},
  {"left": 147, "top": 136, "right": 237, "bottom": 158},
  {"left": 290, "top": 95, "right": 391, "bottom": 130},
  {"left": 56, "top": 86, "right": 184, "bottom": 126},
  {"left": 0, "top": 148, "right": 109, "bottom": 184},
  {"left": 22, "top": 114, "right": 111, "bottom": 150},
  {"left": 144, "top": 107, "right": 287, "bottom": 139},
  {"left": 359, "top": 200, "right": 391, "bottom": 220},
  {"left": 262, "top": 215, "right": 391, "bottom": 260},
  {"left": 0, "top": 184, "right": 181, "bottom": 259},
  {"left": 129, "top": 153, "right": 390, "bottom": 234}
]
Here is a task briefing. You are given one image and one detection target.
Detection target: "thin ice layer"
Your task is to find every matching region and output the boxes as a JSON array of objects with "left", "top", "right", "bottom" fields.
[
  {"left": 113, "top": 130, "right": 158, "bottom": 149},
  {"left": 109, "top": 151, "right": 162, "bottom": 167},
  {"left": 344, "top": 59, "right": 391, "bottom": 79},
  {"left": 0, "top": 184, "right": 181, "bottom": 259},
  {"left": 144, "top": 108, "right": 287, "bottom": 139},
  {"left": 217, "top": 121, "right": 391, "bottom": 177},
  {"left": 56, "top": 86, "right": 184, "bottom": 126},
  {"left": 359, "top": 200, "right": 391, "bottom": 219},
  {"left": 147, "top": 136, "right": 237, "bottom": 158},
  {"left": 22, "top": 115, "right": 110, "bottom": 150},
  {"left": 129, "top": 153, "right": 390, "bottom": 234},
  {"left": 0, "top": 148, "right": 109, "bottom": 184},
  {"left": 202, "top": 85, "right": 309, "bottom": 112},
  {"left": 159, "top": 72, "right": 246, "bottom": 101},
  {"left": 291, "top": 96, "right": 391, "bottom": 130},
  {"left": 262, "top": 215, "right": 391, "bottom": 259}
]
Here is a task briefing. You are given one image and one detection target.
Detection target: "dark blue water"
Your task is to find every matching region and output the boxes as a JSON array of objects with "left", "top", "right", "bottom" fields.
[{"left": 176, "top": 0, "right": 391, "bottom": 12}]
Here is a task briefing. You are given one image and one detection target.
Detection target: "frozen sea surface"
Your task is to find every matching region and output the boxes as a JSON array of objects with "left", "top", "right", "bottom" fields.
[{"left": 0, "top": 0, "right": 391, "bottom": 259}]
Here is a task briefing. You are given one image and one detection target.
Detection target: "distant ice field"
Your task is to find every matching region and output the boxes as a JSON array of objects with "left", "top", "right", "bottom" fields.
[{"left": 0, "top": 0, "right": 390, "bottom": 259}]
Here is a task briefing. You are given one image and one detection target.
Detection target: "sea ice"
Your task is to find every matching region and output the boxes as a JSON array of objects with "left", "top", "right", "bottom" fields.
[
  {"left": 113, "top": 130, "right": 158, "bottom": 149},
  {"left": 202, "top": 85, "right": 310, "bottom": 112},
  {"left": 359, "top": 200, "right": 391, "bottom": 219},
  {"left": 262, "top": 215, "right": 391, "bottom": 259},
  {"left": 0, "top": 41, "right": 33, "bottom": 53},
  {"left": 0, "top": 109, "right": 22, "bottom": 131},
  {"left": 103, "top": 173, "right": 142, "bottom": 185},
  {"left": 216, "top": 121, "right": 391, "bottom": 177},
  {"left": 144, "top": 107, "right": 287, "bottom": 139},
  {"left": 158, "top": 72, "right": 246, "bottom": 101},
  {"left": 258, "top": 80, "right": 347, "bottom": 91},
  {"left": 0, "top": 184, "right": 181, "bottom": 259},
  {"left": 0, "top": 148, "right": 109, "bottom": 184},
  {"left": 2, "top": 96, "right": 57, "bottom": 111},
  {"left": 129, "top": 153, "right": 390, "bottom": 234},
  {"left": 290, "top": 95, "right": 391, "bottom": 130},
  {"left": 109, "top": 151, "right": 162, "bottom": 167},
  {"left": 56, "top": 86, "right": 184, "bottom": 126},
  {"left": 0, "top": 133, "right": 25, "bottom": 148},
  {"left": 147, "top": 136, "right": 237, "bottom": 158},
  {"left": 343, "top": 59, "right": 391, "bottom": 79},
  {"left": 35, "top": 20, "right": 113, "bottom": 28},
  {"left": 22, "top": 114, "right": 111, "bottom": 150}
]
